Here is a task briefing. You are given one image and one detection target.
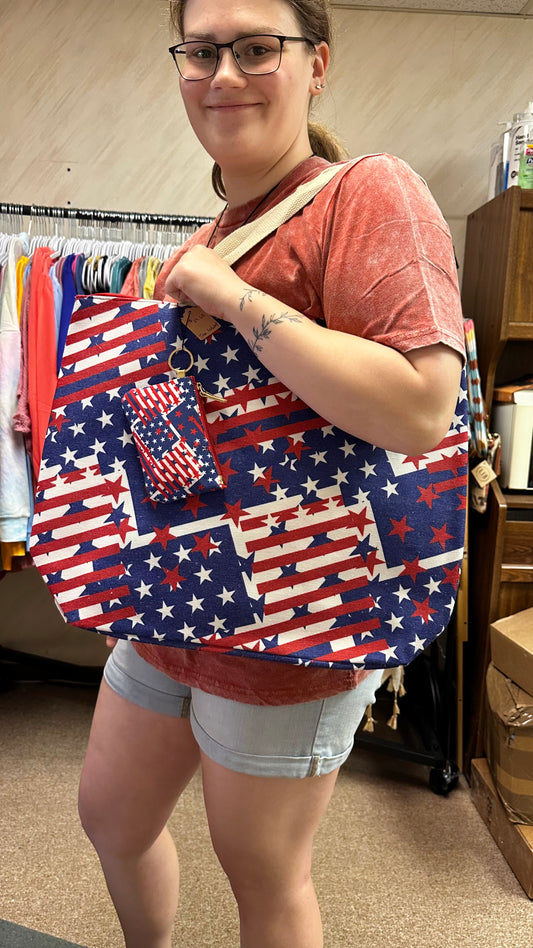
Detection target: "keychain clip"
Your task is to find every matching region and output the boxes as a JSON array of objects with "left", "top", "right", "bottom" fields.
[{"left": 168, "top": 344, "right": 226, "bottom": 402}]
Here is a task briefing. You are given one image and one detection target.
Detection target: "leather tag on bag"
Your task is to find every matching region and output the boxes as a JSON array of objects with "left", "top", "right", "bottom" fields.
[
  {"left": 182, "top": 306, "right": 220, "bottom": 339},
  {"left": 471, "top": 459, "right": 497, "bottom": 487}
]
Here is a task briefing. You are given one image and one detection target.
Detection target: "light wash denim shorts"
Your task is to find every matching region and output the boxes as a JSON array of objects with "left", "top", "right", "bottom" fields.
[{"left": 104, "top": 640, "right": 382, "bottom": 779}]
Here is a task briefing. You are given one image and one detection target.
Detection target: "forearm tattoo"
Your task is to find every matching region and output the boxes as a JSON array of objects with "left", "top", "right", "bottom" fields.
[{"left": 239, "top": 290, "right": 303, "bottom": 354}]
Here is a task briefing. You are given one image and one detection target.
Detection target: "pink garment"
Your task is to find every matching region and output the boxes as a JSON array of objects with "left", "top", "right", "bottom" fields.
[{"left": 26, "top": 248, "right": 57, "bottom": 484}]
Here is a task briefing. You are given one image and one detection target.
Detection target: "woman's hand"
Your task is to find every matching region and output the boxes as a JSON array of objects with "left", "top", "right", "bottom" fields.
[{"left": 165, "top": 245, "right": 248, "bottom": 322}]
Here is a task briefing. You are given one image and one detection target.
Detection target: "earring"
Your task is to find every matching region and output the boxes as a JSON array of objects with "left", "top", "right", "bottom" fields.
[{"left": 315, "top": 83, "right": 325, "bottom": 89}]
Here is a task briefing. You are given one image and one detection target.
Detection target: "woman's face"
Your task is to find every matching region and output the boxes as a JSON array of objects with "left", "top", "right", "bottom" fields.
[{"left": 179, "top": 0, "right": 328, "bottom": 191}]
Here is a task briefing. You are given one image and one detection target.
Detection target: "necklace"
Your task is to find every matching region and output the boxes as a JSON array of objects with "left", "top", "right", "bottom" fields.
[{"left": 206, "top": 155, "right": 315, "bottom": 249}]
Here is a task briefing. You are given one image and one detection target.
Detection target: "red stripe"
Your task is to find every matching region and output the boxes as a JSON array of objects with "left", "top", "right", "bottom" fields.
[
  {"left": 35, "top": 503, "right": 113, "bottom": 534},
  {"left": 264, "top": 586, "right": 373, "bottom": 617},
  {"left": 49, "top": 564, "right": 125, "bottom": 593},
  {"left": 33, "top": 523, "right": 117, "bottom": 556},
  {"left": 317, "top": 636, "right": 389, "bottom": 663},
  {"left": 208, "top": 597, "right": 379, "bottom": 649},
  {"left": 434, "top": 473, "right": 468, "bottom": 493},
  {"left": 257, "top": 561, "right": 368, "bottom": 595},
  {"left": 53, "top": 360, "right": 170, "bottom": 406},
  {"left": 246, "top": 511, "right": 358, "bottom": 553},
  {"left": 35, "top": 543, "right": 121, "bottom": 572},
  {"left": 34, "top": 480, "right": 120, "bottom": 513},
  {"left": 61, "top": 319, "right": 162, "bottom": 366},
  {"left": 62, "top": 585, "right": 130, "bottom": 611},
  {"left": 57, "top": 340, "right": 167, "bottom": 388},
  {"left": 253, "top": 533, "right": 364, "bottom": 572},
  {"left": 216, "top": 416, "right": 326, "bottom": 455},
  {"left": 69, "top": 606, "right": 137, "bottom": 627},
  {"left": 269, "top": 619, "right": 383, "bottom": 656}
]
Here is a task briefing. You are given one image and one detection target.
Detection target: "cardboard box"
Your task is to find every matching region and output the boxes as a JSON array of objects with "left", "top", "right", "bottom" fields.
[
  {"left": 490, "top": 608, "right": 533, "bottom": 698},
  {"left": 471, "top": 758, "right": 533, "bottom": 899},
  {"left": 484, "top": 663, "right": 533, "bottom": 823}
]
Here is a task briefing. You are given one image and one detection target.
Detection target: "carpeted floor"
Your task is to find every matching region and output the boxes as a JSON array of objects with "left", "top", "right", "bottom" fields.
[
  {"left": 0, "top": 919, "right": 88, "bottom": 947},
  {"left": 1, "top": 678, "right": 533, "bottom": 948}
]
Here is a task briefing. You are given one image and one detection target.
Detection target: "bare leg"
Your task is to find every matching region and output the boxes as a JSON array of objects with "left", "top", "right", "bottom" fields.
[
  {"left": 201, "top": 753, "right": 339, "bottom": 948},
  {"left": 78, "top": 680, "right": 200, "bottom": 948}
]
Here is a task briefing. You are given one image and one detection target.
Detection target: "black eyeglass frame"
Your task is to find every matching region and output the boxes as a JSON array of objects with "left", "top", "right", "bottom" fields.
[{"left": 168, "top": 34, "right": 316, "bottom": 81}]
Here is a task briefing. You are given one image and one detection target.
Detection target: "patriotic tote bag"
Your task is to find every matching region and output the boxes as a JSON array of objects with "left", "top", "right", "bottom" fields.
[{"left": 30, "top": 168, "right": 469, "bottom": 670}]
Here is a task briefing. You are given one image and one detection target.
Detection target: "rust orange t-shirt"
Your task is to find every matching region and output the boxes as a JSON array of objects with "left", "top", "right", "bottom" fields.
[{"left": 134, "top": 154, "right": 465, "bottom": 705}]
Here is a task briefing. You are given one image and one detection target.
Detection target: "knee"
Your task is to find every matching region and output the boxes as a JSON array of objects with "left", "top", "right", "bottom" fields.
[{"left": 214, "top": 838, "right": 313, "bottom": 907}]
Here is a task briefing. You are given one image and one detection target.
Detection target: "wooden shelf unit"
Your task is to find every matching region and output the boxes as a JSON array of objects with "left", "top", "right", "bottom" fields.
[{"left": 460, "top": 187, "right": 533, "bottom": 775}]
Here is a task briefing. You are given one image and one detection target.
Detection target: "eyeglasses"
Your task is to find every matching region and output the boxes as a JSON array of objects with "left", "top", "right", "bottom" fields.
[{"left": 168, "top": 34, "right": 315, "bottom": 81}]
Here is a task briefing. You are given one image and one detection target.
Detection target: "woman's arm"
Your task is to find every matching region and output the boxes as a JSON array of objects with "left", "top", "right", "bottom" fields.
[{"left": 165, "top": 244, "right": 463, "bottom": 457}]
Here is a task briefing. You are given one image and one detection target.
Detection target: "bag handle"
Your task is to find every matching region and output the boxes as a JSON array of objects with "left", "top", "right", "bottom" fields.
[{"left": 213, "top": 157, "right": 370, "bottom": 267}]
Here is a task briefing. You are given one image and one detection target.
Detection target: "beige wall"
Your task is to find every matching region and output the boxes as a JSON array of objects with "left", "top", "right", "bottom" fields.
[
  {"left": 1, "top": 1, "right": 532, "bottom": 269},
  {"left": 0, "top": 0, "right": 531, "bottom": 661}
]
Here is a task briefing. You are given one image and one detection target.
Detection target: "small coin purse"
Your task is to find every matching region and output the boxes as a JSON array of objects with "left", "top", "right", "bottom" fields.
[{"left": 121, "top": 376, "right": 225, "bottom": 503}]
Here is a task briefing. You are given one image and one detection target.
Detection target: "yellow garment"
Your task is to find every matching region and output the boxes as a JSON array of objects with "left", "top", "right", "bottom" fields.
[
  {"left": 15, "top": 255, "right": 29, "bottom": 322},
  {"left": 142, "top": 257, "right": 162, "bottom": 300},
  {"left": 1, "top": 541, "right": 26, "bottom": 571}
]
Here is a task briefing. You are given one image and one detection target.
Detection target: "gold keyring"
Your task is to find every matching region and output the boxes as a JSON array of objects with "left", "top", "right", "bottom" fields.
[{"left": 168, "top": 345, "right": 194, "bottom": 377}]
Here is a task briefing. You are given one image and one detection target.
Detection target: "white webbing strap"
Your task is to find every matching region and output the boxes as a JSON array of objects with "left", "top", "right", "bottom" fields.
[{"left": 213, "top": 159, "right": 366, "bottom": 266}]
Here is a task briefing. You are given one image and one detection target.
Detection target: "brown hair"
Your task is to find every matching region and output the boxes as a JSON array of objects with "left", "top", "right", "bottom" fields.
[{"left": 169, "top": 0, "right": 348, "bottom": 199}]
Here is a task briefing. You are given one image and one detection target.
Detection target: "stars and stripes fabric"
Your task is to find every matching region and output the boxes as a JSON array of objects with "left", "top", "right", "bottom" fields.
[
  {"left": 30, "top": 294, "right": 469, "bottom": 670},
  {"left": 121, "top": 377, "right": 225, "bottom": 502}
]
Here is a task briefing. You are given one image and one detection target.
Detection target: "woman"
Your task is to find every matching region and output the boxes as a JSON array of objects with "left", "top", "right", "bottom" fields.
[{"left": 78, "top": 1, "right": 465, "bottom": 946}]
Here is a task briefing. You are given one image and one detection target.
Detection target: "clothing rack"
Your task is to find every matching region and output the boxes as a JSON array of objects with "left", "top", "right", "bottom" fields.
[{"left": 0, "top": 202, "right": 211, "bottom": 228}]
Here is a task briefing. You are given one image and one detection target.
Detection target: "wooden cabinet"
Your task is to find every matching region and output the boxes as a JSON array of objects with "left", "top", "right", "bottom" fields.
[{"left": 460, "top": 187, "right": 533, "bottom": 774}]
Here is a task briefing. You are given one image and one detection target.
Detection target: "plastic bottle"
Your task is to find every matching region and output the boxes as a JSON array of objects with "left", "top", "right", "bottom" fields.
[
  {"left": 507, "top": 101, "right": 533, "bottom": 186},
  {"left": 518, "top": 140, "right": 533, "bottom": 188}
]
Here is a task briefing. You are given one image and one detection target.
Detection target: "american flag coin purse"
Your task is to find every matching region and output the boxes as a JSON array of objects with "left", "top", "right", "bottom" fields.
[
  {"left": 30, "top": 294, "right": 469, "bottom": 670},
  {"left": 121, "top": 377, "right": 225, "bottom": 502}
]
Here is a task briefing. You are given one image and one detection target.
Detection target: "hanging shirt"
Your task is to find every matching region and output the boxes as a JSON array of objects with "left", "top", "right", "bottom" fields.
[
  {"left": 27, "top": 247, "right": 57, "bottom": 483},
  {"left": 0, "top": 237, "right": 32, "bottom": 545}
]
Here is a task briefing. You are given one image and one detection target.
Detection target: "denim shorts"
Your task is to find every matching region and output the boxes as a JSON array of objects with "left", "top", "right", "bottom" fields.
[{"left": 104, "top": 640, "right": 382, "bottom": 779}]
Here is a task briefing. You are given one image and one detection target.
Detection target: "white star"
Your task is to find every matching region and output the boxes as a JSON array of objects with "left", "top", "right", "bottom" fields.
[
  {"left": 195, "top": 565, "right": 213, "bottom": 583},
  {"left": 129, "top": 612, "right": 145, "bottom": 628},
  {"left": 445, "top": 598, "right": 456, "bottom": 613},
  {"left": 223, "top": 345, "right": 239, "bottom": 364},
  {"left": 187, "top": 594, "right": 204, "bottom": 613},
  {"left": 394, "top": 584, "right": 411, "bottom": 603},
  {"left": 310, "top": 450, "right": 327, "bottom": 465},
  {"left": 81, "top": 397, "right": 93, "bottom": 409},
  {"left": 260, "top": 440, "right": 275, "bottom": 453},
  {"left": 97, "top": 410, "right": 114, "bottom": 428},
  {"left": 135, "top": 580, "right": 153, "bottom": 599},
  {"left": 215, "top": 374, "right": 230, "bottom": 394},
  {"left": 385, "top": 613, "right": 404, "bottom": 631},
  {"left": 194, "top": 354, "right": 209, "bottom": 373},
  {"left": 302, "top": 475, "right": 319, "bottom": 493},
  {"left": 157, "top": 602, "right": 174, "bottom": 619},
  {"left": 145, "top": 552, "right": 161, "bottom": 570},
  {"left": 243, "top": 366, "right": 261, "bottom": 383},
  {"left": 381, "top": 645, "right": 399, "bottom": 662},
  {"left": 177, "top": 544, "right": 191, "bottom": 562},
  {"left": 354, "top": 488, "right": 370, "bottom": 504},
  {"left": 273, "top": 484, "right": 289, "bottom": 501},
  {"left": 217, "top": 587, "right": 235, "bottom": 605},
  {"left": 107, "top": 388, "right": 122, "bottom": 400},
  {"left": 340, "top": 441, "right": 355, "bottom": 458},
  {"left": 250, "top": 463, "right": 266, "bottom": 481},
  {"left": 118, "top": 430, "right": 134, "bottom": 447},
  {"left": 71, "top": 423, "right": 85, "bottom": 437},
  {"left": 209, "top": 615, "right": 227, "bottom": 633},
  {"left": 424, "top": 577, "right": 441, "bottom": 595},
  {"left": 381, "top": 480, "right": 399, "bottom": 497},
  {"left": 60, "top": 446, "right": 78, "bottom": 464},
  {"left": 360, "top": 461, "right": 376, "bottom": 478},
  {"left": 90, "top": 438, "right": 106, "bottom": 456},
  {"left": 321, "top": 425, "right": 335, "bottom": 437},
  {"left": 332, "top": 468, "right": 348, "bottom": 487},
  {"left": 152, "top": 630, "right": 166, "bottom": 641},
  {"left": 410, "top": 634, "right": 427, "bottom": 653},
  {"left": 179, "top": 622, "right": 197, "bottom": 639},
  {"left": 109, "top": 457, "right": 127, "bottom": 476}
]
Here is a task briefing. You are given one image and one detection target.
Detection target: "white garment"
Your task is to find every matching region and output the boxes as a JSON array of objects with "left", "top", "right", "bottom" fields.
[{"left": 0, "top": 236, "right": 32, "bottom": 542}]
